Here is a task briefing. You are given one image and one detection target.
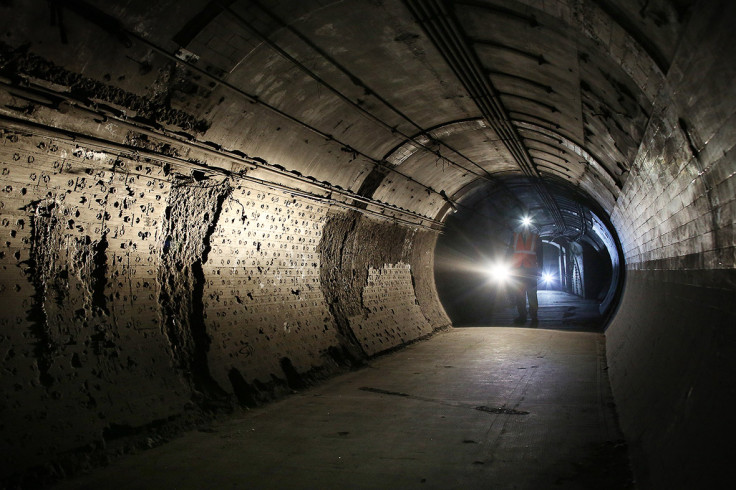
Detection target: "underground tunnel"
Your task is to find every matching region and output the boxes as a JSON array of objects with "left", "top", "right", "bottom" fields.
[
  {"left": 0, "top": 0, "right": 734, "bottom": 488},
  {"left": 434, "top": 175, "right": 623, "bottom": 328}
]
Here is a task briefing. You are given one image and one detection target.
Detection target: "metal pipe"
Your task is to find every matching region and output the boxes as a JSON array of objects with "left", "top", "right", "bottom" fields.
[{"left": 0, "top": 112, "right": 442, "bottom": 231}]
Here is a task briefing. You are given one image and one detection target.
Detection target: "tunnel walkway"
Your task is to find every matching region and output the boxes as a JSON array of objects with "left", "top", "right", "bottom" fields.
[
  {"left": 487, "top": 291, "right": 606, "bottom": 331},
  {"left": 55, "top": 328, "right": 632, "bottom": 490}
]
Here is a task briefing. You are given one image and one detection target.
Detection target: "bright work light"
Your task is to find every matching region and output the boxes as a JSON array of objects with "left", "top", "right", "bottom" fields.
[
  {"left": 542, "top": 272, "right": 554, "bottom": 284},
  {"left": 521, "top": 216, "right": 532, "bottom": 227},
  {"left": 489, "top": 262, "right": 512, "bottom": 283}
]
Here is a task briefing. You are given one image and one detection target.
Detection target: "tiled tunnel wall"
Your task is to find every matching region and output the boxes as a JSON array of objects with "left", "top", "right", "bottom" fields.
[
  {"left": 0, "top": 1, "right": 734, "bottom": 488},
  {"left": 0, "top": 129, "right": 449, "bottom": 480},
  {"left": 606, "top": 3, "right": 736, "bottom": 488}
]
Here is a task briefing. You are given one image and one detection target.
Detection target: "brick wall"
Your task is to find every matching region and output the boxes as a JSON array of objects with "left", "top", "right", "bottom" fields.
[{"left": 605, "top": 1, "right": 736, "bottom": 487}]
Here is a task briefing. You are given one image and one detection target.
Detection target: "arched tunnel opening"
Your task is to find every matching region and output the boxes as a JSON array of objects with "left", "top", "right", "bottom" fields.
[
  {"left": 435, "top": 175, "right": 624, "bottom": 328},
  {"left": 0, "top": 0, "right": 734, "bottom": 488}
]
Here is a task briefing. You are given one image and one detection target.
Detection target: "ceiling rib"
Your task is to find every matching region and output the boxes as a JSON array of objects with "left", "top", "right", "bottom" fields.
[
  {"left": 226, "top": 0, "right": 500, "bottom": 183},
  {"left": 485, "top": 70, "right": 555, "bottom": 94},
  {"left": 403, "top": 0, "right": 569, "bottom": 235}
]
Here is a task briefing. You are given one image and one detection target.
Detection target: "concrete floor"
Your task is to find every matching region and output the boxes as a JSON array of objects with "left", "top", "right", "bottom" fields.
[
  {"left": 54, "top": 317, "right": 632, "bottom": 489},
  {"left": 489, "top": 290, "right": 606, "bottom": 331}
]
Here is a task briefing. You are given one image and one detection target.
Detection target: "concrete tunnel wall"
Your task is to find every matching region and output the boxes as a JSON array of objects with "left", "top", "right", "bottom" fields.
[
  {"left": 0, "top": 125, "right": 450, "bottom": 478},
  {"left": 605, "top": 4, "right": 736, "bottom": 487},
  {"left": 0, "top": 0, "right": 734, "bottom": 487}
]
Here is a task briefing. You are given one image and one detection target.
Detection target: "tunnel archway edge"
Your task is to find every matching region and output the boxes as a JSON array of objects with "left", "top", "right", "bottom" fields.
[{"left": 0, "top": 1, "right": 734, "bottom": 488}]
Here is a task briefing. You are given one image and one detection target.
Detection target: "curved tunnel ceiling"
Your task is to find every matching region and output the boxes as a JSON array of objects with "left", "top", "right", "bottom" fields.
[
  {"left": 0, "top": 0, "right": 691, "bottom": 233},
  {"left": 5, "top": 1, "right": 734, "bottom": 486}
]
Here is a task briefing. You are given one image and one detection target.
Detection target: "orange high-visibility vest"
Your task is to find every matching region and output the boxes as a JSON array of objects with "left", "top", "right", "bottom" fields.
[{"left": 512, "top": 232, "right": 538, "bottom": 268}]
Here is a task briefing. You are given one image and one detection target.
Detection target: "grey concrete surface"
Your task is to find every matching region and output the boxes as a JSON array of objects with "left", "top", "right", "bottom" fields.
[
  {"left": 55, "top": 327, "right": 631, "bottom": 490},
  {"left": 489, "top": 290, "right": 606, "bottom": 331}
]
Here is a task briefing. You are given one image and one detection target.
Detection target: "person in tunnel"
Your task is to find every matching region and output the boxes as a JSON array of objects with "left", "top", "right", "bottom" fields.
[{"left": 510, "top": 217, "right": 543, "bottom": 325}]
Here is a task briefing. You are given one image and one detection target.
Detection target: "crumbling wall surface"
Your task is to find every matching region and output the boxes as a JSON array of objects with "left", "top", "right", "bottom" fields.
[
  {"left": 0, "top": 131, "right": 346, "bottom": 484},
  {"left": 352, "top": 262, "right": 434, "bottom": 356},
  {"left": 202, "top": 184, "right": 348, "bottom": 404},
  {"left": 0, "top": 130, "right": 191, "bottom": 481},
  {"left": 158, "top": 178, "right": 233, "bottom": 402},
  {"left": 410, "top": 229, "right": 451, "bottom": 328},
  {"left": 606, "top": 1, "right": 736, "bottom": 488},
  {"left": 319, "top": 212, "right": 449, "bottom": 357},
  {"left": 0, "top": 124, "right": 451, "bottom": 485}
]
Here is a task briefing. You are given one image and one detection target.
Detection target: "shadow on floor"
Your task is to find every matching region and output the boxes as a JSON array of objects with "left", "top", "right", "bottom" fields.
[
  {"left": 460, "top": 290, "right": 607, "bottom": 332},
  {"left": 52, "top": 327, "right": 634, "bottom": 490}
]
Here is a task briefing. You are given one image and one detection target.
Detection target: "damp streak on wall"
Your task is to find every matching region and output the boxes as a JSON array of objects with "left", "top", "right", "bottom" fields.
[{"left": 0, "top": 127, "right": 450, "bottom": 479}]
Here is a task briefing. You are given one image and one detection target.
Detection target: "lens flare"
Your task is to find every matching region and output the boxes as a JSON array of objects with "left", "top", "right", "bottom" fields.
[
  {"left": 489, "top": 262, "right": 512, "bottom": 283},
  {"left": 521, "top": 216, "right": 532, "bottom": 227},
  {"left": 542, "top": 272, "right": 554, "bottom": 284}
]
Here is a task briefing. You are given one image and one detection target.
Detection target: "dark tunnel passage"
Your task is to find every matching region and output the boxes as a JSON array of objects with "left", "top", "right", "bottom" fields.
[
  {"left": 0, "top": 0, "right": 735, "bottom": 488},
  {"left": 434, "top": 175, "right": 623, "bottom": 328}
]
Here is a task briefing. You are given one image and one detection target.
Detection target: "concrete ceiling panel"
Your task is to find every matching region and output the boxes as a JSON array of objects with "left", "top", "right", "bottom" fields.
[{"left": 0, "top": 0, "right": 695, "bottom": 229}]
